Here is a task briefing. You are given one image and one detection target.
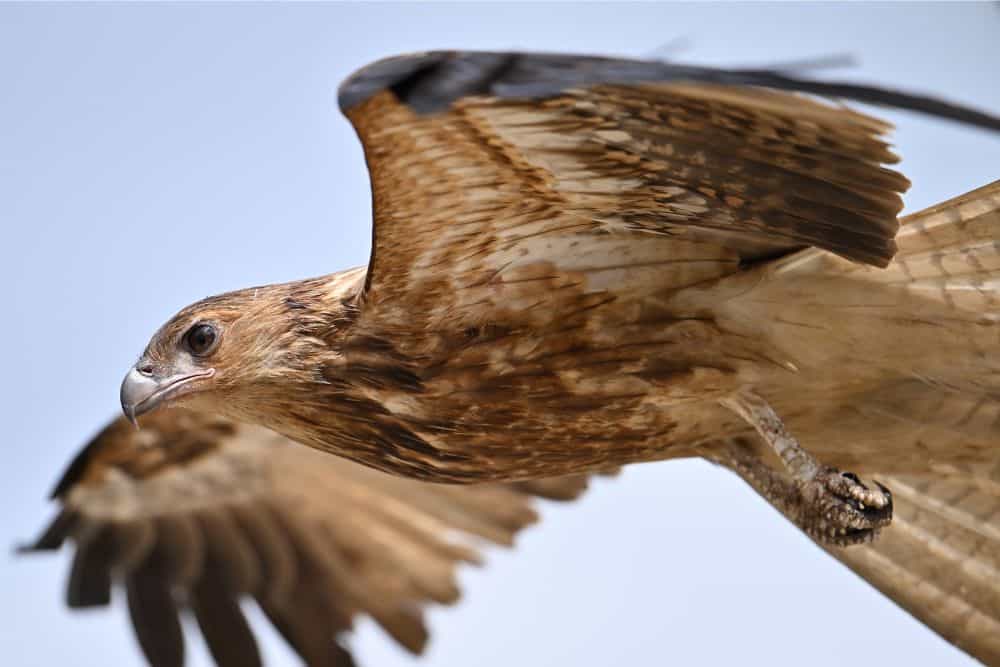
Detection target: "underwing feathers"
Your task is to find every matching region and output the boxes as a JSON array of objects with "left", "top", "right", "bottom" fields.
[{"left": 26, "top": 410, "right": 589, "bottom": 666}]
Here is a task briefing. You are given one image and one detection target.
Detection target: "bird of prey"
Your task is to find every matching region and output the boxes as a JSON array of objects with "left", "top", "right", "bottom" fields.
[{"left": 23, "top": 51, "right": 1000, "bottom": 664}]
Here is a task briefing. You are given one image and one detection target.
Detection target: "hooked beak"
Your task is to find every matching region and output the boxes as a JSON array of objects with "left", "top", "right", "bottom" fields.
[{"left": 120, "top": 362, "right": 215, "bottom": 427}]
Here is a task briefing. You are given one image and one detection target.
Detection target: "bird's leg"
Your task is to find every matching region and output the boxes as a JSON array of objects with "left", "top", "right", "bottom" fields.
[{"left": 716, "top": 389, "right": 892, "bottom": 546}]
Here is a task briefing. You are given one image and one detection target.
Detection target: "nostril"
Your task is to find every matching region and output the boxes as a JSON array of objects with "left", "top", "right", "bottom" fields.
[{"left": 136, "top": 363, "right": 155, "bottom": 377}]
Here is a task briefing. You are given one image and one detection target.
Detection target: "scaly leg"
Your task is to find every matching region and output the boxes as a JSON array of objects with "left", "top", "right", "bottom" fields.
[{"left": 715, "top": 389, "right": 892, "bottom": 546}]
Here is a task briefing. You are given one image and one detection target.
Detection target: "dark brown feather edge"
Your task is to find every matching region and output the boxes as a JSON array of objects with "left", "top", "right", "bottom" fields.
[
  {"left": 338, "top": 50, "right": 1000, "bottom": 131},
  {"left": 126, "top": 556, "right": 185, "bottom": 667}
]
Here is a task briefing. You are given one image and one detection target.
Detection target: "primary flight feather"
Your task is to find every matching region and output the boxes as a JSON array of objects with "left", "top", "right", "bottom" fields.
[{"left": 25, "top": 50, "right": 1000, "bottom": 665}]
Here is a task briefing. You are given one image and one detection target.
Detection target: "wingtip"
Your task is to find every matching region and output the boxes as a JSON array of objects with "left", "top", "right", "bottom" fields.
[
  {"left": 17, "top": 510, "right": 76, "bottom": 554},
  {"left": 14, "top": 541, "right": 38, "bottom": 556}
]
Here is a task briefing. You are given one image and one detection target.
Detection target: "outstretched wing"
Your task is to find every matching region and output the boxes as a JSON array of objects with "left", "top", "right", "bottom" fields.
[
  {"left": 23, "top": 411, "right": 592, "bottom": 667},
  {"left": 340, "top": 51, "right": 1000, "bottom": 335}
]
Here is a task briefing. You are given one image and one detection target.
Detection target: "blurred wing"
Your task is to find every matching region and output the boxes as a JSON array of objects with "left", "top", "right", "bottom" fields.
[
  {"left": 825, "top": 472, "right": 1000, "bottom": 665},
  {"left": 340, "top": 51, "right": 1000, "bottom": 329},
  {"left": 23, "top": 411, "right": 592, "bottom": 667},
  {"left": 338, "top": 51, "right": 1000, "bottom": 128}
]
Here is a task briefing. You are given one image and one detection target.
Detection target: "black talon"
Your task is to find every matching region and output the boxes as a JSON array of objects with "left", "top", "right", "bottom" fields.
[
  {"left": 841, "top": 471, "right": 862, "bottom": 484},
  {"left": 874, "top": 481, "right": 893, "bottom": 514}
]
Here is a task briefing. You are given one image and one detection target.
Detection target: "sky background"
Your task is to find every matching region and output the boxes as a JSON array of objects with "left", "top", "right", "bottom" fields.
[{"left": 2, "top": 3, "right": 999, "bottom": 666}]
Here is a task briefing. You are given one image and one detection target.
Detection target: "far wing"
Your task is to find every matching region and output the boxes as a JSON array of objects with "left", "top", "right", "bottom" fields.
[
  {"left": 340, "top": 51, "right": 1000, "bottom": 334},
  {"left": 23, "top": 410, "right": 592, "bottom": 667}
]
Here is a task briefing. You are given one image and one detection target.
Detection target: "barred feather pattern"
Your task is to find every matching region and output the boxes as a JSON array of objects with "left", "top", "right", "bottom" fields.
[
  {"left": 701, "top": 182, "right": 1000, "bottom": 665},
  {"left": 827, "top": 471, "right": 1000, "bottom": 665}
]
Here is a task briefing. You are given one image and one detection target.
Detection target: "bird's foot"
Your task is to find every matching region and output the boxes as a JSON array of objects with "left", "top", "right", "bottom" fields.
[
  {"left": 798, "top": 468, "right": 892, "bottom": 546},
  {"left": 718, "top": 388, "right": 893, "bottom": 546}
]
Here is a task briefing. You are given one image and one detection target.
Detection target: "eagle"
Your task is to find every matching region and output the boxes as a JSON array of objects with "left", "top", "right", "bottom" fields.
[{"left": 23, "top": 51, "right": 1000, "bottom": 665}]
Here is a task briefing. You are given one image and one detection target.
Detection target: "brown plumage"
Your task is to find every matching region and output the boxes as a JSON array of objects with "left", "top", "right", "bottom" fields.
[
  {"left": 26, "top": 409, "right": 592, "bottom": 666},
  {"left": 32, "top": 51, "right": 1000, "bottom": 664},
  {"left": 121, "top": 53, "right": 1000, "bottom": 484}
]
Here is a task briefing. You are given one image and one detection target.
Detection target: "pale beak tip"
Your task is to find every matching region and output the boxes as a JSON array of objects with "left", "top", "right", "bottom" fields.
[
  {"left": 121, "top": 365, "right": 148, "bottom": 428},
  {"left": 120, "top": 361, "right": 212, "bottom": 426}
]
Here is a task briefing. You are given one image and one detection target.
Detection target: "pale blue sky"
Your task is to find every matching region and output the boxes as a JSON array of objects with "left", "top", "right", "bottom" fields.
[{"left": 2, "top": 3, "right": 999, "bottom": 666}]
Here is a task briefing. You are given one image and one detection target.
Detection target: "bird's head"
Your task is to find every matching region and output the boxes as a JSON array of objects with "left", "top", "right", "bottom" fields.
[{"left": 119, "top": 276, "right": 355, "bottom": 427}]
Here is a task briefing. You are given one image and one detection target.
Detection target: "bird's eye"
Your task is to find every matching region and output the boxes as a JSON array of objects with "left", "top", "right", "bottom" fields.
[{"left": 183, "top": 323, "right": 219, "bottom": 356}]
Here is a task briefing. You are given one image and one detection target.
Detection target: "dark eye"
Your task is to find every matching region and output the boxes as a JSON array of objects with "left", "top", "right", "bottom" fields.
[{"left": 183, "top": 323, "right": 218, "bottom": 356}]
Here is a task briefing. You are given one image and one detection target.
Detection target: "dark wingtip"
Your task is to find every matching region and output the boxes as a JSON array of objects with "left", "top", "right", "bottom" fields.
[
  {"left": 14, "top": 542, "right": 38, "bottom": 556},
  {"left": 339, "top": 50, "right": 1000, "bottom": 133},
  {"left": 338, "top": 51, "right": 453, "bottom": 112},
  {"left": 17, "top": 510, "right": 78, "bottom": 555},
  {"left": 734, "top": 70, "right": 1000, "bottom": 133}
]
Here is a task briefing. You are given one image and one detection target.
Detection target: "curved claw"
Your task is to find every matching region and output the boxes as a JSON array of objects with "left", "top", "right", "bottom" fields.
[{"left": 801, "top": 469, "right": 893, "bottom": 546}]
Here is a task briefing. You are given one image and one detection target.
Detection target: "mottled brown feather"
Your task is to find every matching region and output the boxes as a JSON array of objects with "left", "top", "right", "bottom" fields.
[
  {"left": 270, "top": 74, "right": 928, "bottom": 484},
  {"left": 27, "top": 410, "right": 590, "bottom": 666}
]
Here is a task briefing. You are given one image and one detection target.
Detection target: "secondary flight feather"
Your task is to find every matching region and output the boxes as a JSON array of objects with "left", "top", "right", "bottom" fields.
[{"left": 24, "top": 50, "right": 1000, "bottom": 665}]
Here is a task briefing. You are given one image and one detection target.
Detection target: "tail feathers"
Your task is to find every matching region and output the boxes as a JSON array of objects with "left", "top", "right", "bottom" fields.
[
  {"left": 896, "top": 180, "right": 1000, "bottom": 256},
  {"left": 728, "top": 179, "right": 1000, "bottom": 382},
  {"left": 853, "top": 180, "right": 1000, "bottom": 394},
  {"left": 769, "top": 178, "right": 1000, "bottom": 291},
  {"left": 741, "top": 184, "right": 1000, "bottom": 662},
  {"left": 825, "top": 471, "right": 1000, "bottom": 665},
  {"left": 861, "top": 179, "right": 1000, "bottom": 316}
]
